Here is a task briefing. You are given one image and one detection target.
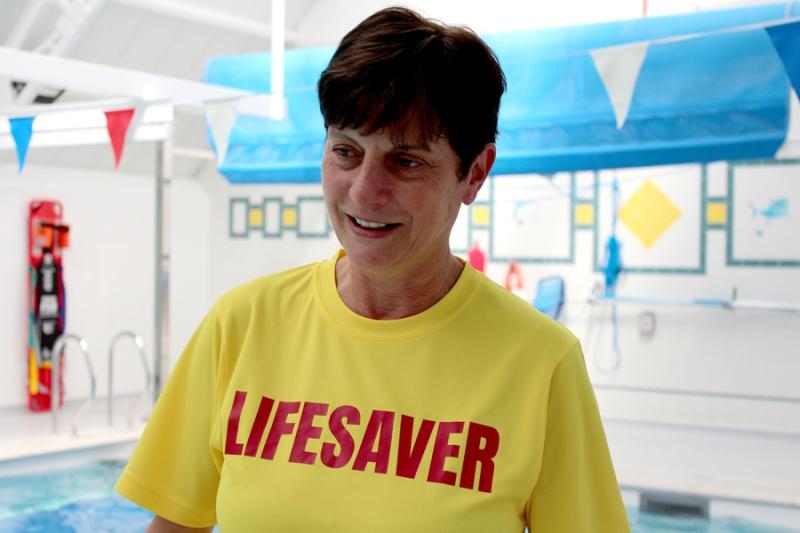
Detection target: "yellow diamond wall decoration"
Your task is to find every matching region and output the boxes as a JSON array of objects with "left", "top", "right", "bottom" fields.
[{"left": 617, "top": 180, "right": 681, "bottom": 248}]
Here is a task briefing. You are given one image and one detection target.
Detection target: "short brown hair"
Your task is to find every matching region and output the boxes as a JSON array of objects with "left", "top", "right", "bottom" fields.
[{"left": 317, "top": 7, "right": 506, "bottom": 178}]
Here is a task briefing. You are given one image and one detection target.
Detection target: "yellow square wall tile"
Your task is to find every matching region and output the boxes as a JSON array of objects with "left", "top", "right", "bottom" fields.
[
  {"left": 248, "top": 207, "right": 263, "bottom": 229},
  {"left": 283, "top": 207, "right": 298, "bottom": 228},
  {"left": 575, "top": 204, "right": 594, "bottom": 225},
  {"left": 707, "top": 202, "right": 727, "bottom": 225},
  {"left": 471, "top": 205, "right": 490, "bottom": 226}
]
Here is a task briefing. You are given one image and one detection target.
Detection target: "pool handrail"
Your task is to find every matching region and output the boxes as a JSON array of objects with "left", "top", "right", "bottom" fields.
[
  {"left": 51, "top": 333, "right": 96, "bottom": 436},
  {"left": 107, "top": 331, "right": 151, "bottom": 429}
]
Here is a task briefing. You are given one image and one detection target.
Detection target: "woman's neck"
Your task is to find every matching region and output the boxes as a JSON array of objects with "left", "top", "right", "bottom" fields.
[{"left": 335, "top": 254, "right": 464, "bottom": 319}]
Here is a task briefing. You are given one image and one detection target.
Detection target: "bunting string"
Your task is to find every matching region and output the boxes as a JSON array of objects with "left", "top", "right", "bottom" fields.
[{"left": 4, "top": 12, "right": 800, "bottom": 172}]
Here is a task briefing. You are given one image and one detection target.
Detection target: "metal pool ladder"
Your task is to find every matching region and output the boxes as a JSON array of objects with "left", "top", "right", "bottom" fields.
[
  {"left": 107, "top": 331, "right": 151, "bottom": 429},
  {"left": 51, "top": 333, "right": 96, "bottom": 436}
]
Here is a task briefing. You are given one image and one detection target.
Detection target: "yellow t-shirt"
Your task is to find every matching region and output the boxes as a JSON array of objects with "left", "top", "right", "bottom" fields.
[{"left": 116, "top": 251, "right": 629, "bottom": 532}]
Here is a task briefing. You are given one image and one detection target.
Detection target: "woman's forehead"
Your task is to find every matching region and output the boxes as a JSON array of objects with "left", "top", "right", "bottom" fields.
[{"left": 327, "top": 126, "right": 455, "bottom": 154}]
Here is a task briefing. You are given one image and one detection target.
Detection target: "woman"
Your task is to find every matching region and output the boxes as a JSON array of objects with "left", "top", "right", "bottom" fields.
[{"left": 117, "top": 7, "right": 629, "bottom": 532}]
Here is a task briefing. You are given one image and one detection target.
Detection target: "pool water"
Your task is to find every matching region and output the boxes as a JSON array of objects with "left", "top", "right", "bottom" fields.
[
  {"left": 0, "top": 462, "right": 151, "bottom": 533},
  {"left": 0, "top": 461, "right": 794, "bottom": 532},
  {"left": 626, "top": 508, "right": 795, "bottom": 533}
]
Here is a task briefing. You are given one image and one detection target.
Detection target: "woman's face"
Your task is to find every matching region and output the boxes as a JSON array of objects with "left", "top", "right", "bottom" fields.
[{"left": 322, "top": 126, "right": 487, "bottom": 279}]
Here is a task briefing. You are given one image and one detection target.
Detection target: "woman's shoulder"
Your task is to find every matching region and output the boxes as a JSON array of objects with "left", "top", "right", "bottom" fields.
[
  {"left": 213, "top": 260, "right": 321, "bottom": 318},
  {"left": 471, "top": 272, "right": 578, "bottom": 352}
]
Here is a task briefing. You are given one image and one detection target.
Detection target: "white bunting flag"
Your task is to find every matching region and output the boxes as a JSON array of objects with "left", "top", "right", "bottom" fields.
[
  {"left": 591, "top": 42, "right": 650, "bottom": 129},
  {"left": 204, "top": 97, "right": 240, "bottom": 166}
]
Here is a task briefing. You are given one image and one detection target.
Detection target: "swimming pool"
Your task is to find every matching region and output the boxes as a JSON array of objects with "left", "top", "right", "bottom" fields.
[
  {"left": 0, "top": 462, "right": 150, "bottom": 533},
  {"left": 0, "top": 461, "right": 795, "bottom": 532}
]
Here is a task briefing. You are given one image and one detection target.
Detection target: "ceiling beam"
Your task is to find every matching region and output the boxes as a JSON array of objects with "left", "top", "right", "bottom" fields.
[
  {"left": 270, "top": 0, "right": 285, "bottom": 120},
  {"left": 0, "top": 47, "right": 282, "bottom": 118},
  {"left": 110, "top": 0, "right": 301, "bottom": 44}
]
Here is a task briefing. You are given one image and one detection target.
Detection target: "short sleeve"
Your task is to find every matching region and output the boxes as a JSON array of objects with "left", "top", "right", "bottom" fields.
[
  {"left": 526, "top": 342, "right": 630, "bottom": 533},
  {"left": 115, "top": 304, "right": 224, "bottom": 528}
]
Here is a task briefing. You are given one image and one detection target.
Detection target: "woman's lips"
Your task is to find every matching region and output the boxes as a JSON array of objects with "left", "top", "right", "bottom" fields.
[{"left": 347, "top": 215, "right": 400, "bottom": 237}]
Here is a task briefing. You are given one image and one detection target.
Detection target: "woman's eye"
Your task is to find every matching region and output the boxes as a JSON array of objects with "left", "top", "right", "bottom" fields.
[
  {"left": 396, "top": 157, "right": 421, "bottom": 169},
  {"left": 332, "top": 146, "right": 353, "bottom": 158}
]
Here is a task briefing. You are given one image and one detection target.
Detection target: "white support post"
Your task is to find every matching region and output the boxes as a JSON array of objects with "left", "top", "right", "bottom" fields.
[
  {"left": 270, "top": 0, "right": 286, "bottom": 120},
  {"left": 153, "top": 139, "right": 172, "bottom": 400}
]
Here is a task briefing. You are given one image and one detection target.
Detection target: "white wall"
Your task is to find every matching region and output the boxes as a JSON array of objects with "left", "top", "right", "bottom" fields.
[
  {"left": 0, "top": 161, "right": 210, "bottom": 411},
  {"left": 481, "top": 163, "right": 800, "bottom": 507},
  {"left": 196, "top": 171, "right": 340, "bottom": 300},
  {"left": 2, "top": 151, "right": 794, "bottom": 516}
]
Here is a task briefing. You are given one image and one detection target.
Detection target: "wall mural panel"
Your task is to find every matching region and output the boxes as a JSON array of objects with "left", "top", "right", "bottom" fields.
[
  {"left": 596, "top": 165, "right": 704, "bottom": 273},
  {"left": 491, "top": 173, "right": 574, "bottom": 263},
  {"left": 224, "top": 160, "right": 799, "bottom": 272},
  {"left": 228, "top": 196, "right": 331, "bottom": 239},
  {"left": 729, "top": 161, "right": 800, "bottom": 266}
]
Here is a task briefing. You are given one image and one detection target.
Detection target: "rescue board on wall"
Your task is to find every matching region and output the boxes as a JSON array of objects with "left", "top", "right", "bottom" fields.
[{"left": 27, "top": 200, "right": 70, "bottom": 413}]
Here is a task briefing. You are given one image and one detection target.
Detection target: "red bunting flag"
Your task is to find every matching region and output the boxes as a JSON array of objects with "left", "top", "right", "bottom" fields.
[{"left": 104, "top": 108, "right": 136, "bottom": 168}]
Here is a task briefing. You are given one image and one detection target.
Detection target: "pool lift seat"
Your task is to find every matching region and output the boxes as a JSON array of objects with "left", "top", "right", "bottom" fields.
[
  {"left": 107, "top": 331, "right": 151, "bottom": 429},
  {"left": 51, "top": 333, "right": 95, "bottom": 436},
  {"left": 532, "top": 276, "right": 566, "bottom": 321}
]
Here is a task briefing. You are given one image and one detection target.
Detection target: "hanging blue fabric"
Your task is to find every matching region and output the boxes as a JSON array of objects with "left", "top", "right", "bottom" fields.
[
  {"left": 9, "top": 116, "right": 35, "bottom": 174},
  {"left": 603, "top": 236, "right": 623, "bottom": 295},
  {"left": 603, "top": 177, "right": 623, "bottom": 296},
  {"left": 766, "top": 20, "right": 800, "bottom": 102},
  {"left": 205, "top": 3, "right": 798, "bottom": 184},
  {"left": 600, "top": 176, "right": 623, "bottom": 371}
]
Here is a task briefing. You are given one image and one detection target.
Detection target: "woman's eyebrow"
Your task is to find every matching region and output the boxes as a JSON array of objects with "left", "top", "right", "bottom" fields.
[
  {"left": 393, "top": 142, "right": 431, "bottom": 152},
  {"left": 329, "top": 131, "right": 362, "bottom": 147}
]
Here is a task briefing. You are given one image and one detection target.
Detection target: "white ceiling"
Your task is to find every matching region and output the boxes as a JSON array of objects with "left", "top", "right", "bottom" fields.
[
  {"left": 0, "top": 0, "right": 783, "bottom": 179},
  {"left": 0, "top": 0, "right": 318, "bottom": 177}
]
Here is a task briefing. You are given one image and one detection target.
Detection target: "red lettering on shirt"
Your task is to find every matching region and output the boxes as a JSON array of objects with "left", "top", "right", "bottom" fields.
[
  {"left": 427, "top": 421, "right": 465, "bottom": 486},
  {"left": 459, "top": 422, "right": 500, "bottom": 493},
  {"left": 352, "top": 410, "right": 394, "bottom": 474},
  {"left": 261, "top": 401, "right": 301, "bottom": 460},
  {"left": 289, "top": 401, "right": 329, "bottom": 465},
  {"left": 320, "top": 405, "right": 360, "bottom": 468},
  {"left": 396, "top": 415, "right": 435, "bottom": 479},
  {"left": 224, "top": 390, "right": 248, "bottom": 455},
  {"left": 224, "top": 391, "right": 501, "bottom": 493},
  {"left": 244, "top": 396, "right": 274, "bottom": 457}
]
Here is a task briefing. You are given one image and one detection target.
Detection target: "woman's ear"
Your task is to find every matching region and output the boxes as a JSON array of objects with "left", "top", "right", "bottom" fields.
[{"left": 462, "top": 143, "right": 496, "bottom": 205}]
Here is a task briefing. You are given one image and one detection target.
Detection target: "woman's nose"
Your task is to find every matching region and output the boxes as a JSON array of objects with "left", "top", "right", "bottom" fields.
[{"left": 349, "top": 156, "right": 392, "bottom": 206}]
